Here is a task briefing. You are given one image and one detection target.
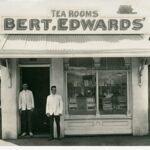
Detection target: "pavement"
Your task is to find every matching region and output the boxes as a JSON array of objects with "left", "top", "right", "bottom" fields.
[{"left": 1, "top": 135, "right": 150, "bottom": 146}]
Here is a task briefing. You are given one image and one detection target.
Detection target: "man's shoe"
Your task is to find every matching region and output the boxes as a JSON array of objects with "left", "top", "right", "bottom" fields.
[
  {"left": 29, "top": 132, "right": 33, "bottom": 137},
  {"left": 48, "top": 137, "right": 54, "bottom": 141},
  {"left": 57, "top": 137, "right": 62, "bottom": 141},
  {"left": 21, "top": 132, "right": 27, "bottom": 137}
]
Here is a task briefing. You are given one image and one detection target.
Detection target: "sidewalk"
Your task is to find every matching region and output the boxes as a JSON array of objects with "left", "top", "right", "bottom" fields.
[{"left": 1, "top": 135, "right": 150, "bottom": 146}]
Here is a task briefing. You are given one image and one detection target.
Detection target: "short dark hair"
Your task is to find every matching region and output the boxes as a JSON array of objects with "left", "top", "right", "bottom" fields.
[
  {"left": 23, "top": 83, "right": 28, "bottom": 86},
  {"left": 51, "top": 85, "right": 56, "bottom": 90}
]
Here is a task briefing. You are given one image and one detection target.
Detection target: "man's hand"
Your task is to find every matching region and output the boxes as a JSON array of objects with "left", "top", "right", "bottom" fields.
[
  {"left": 46, "top": 113, "right": 50, "bottom": 117},
  {"left": 31, "top": 108, "right": 34, "bottom": 112},
  {"left": 19, "top": 109, "right": 22, "bottom": 114}
]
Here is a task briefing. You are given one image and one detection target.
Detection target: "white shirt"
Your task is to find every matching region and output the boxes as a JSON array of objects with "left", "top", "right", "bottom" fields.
[
  {"left": 46, "top": 94, "right": 63, "bottom": 115},
  {"left": 19, "top": 90, "right": 34, "bottom": 111}
]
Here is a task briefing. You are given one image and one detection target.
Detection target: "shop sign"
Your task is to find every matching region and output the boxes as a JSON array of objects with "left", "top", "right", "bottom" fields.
[{"left": 0, "top": 10, "right": 147, "bottom": 34}]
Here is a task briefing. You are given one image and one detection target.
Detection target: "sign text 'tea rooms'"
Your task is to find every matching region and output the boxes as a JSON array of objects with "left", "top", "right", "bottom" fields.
[{"left": 0, "top": 10, "right": 147, "bottom": 34}]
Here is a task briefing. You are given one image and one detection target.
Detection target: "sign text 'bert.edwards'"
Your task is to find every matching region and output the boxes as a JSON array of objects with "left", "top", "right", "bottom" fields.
[{"left": 0, "top": 10, "right": 146, "bottom": 34}]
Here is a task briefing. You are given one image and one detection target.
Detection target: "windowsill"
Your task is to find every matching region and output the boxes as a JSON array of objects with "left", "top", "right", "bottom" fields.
[{"left": 64, "top": 114, "right": 132, "bottom": 120}]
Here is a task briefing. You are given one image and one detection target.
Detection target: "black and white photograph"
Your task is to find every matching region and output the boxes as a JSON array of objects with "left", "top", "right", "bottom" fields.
[{"left": 0, "top": 0, "right": 150, "bottom": 148}]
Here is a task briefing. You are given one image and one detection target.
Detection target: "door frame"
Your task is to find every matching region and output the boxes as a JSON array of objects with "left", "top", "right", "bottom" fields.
[
  {"left": 18, "top": 64, "right": 51, "bottom": 135},
  {"left": 148, "top": 66, "right": 150, "bottom": 134}
]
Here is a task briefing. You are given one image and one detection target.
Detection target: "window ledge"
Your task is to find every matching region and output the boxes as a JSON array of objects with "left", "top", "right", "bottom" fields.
[{"left": 64, "top": 114, "right": 132, "bottom": 120}]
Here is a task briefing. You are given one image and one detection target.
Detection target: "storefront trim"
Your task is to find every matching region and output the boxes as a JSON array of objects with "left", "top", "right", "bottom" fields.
[
  {"left": 2, "top": 48, "right": 150, "bottom": 58},
  {"left": 18, "top": 64, "right": 51, "bottom": 67},
  {"left": 64, "top": 118, "right": 132, "bottom": 135},
  {"left": 64, "top": 115, "right": 132, "bottom": 120}
]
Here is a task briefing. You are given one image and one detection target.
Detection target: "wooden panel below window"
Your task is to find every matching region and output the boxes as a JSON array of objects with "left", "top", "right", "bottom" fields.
[{"left": 64, "top": 118, "right": 132, "bottom": 135}]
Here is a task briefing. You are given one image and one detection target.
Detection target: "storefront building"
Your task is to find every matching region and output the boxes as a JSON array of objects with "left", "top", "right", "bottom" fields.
[{"left": 0, "top": 7, "right": 150, "bottom": 139}]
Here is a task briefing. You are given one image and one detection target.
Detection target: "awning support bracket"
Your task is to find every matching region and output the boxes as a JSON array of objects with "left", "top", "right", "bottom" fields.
[
  {"left": 138, "top": 58, "right": 147, "bottom": 87},
  {"left": 0, "top": 59, "right": 12, "bottom": 88},
  {"left": 6, "top": 59, "right": 12, "bottom": 88}
]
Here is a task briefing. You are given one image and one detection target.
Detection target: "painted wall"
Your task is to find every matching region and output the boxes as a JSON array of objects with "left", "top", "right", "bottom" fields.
[
  {"left": 132, "top": 58, "right": 149, "bottom": 135},
  {"left": 1, "top": 59, "right": 18, "bottom": 139}
]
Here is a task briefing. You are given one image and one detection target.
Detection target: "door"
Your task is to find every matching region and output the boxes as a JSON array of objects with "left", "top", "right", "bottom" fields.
[{"left": 21, "top": 67, "right": 50, "bottom": 134}]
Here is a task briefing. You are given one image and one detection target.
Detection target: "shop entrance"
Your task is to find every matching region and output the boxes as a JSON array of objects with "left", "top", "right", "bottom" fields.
[
  {"left": 149, "top": 66, "right": 150, "bottom": 134},
  {"left": 21, "top": 67, "right": 50, "bottom": 134}
]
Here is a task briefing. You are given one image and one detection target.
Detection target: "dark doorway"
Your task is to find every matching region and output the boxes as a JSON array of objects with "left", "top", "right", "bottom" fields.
[
  {"left": 21, "top": 67, "right": 50, "bottom": 134},
  {"left": 149, "top": 66, "right": 150, "bottom": 134},
  {"left": 0, "top": 79, "right": 1, "bottom": 138}
]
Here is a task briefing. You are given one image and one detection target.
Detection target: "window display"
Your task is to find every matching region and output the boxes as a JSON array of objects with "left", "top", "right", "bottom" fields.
[
  {"left": 99, "top": 71, "right": 127, "bottom": 114},
  {"left": 66, "top": 58, "right": 129, "bottom": 116},
  {"left": 67, "top": 71, "right": 96, "bottom": 115}
]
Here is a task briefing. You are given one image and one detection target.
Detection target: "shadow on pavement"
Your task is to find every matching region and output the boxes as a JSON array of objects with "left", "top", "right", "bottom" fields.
[{"left": 2, "top": 135, "right": 150, "bottom": 146}]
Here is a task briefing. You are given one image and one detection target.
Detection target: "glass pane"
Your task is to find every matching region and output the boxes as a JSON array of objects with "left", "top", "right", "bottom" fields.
[
  {"left": 99, "top": 71, "right": 127, "bottom": 114},
  {"left": 67, "top": 71, "right": 96, "bottom": 115},
  {"left": 69, "top": 58, "right": 94, "bottom": 68}
]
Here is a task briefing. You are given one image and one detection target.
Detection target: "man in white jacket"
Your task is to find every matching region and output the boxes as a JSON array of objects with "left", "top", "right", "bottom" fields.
[
  {"left": 19, "top": 83, "right": 34, "bottom": 137},
  {"left": 46, "top": 85, "right": 63, "bottom": 140}
]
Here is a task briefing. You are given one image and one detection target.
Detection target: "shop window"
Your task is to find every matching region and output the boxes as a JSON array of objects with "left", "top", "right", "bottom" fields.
[
  {"left": 69, "top": 58, "right": 94, "bottom": 68},
  {"left": 100, "top": 58, "right": 126, "bottom": 70},
  {"left": 98, "top": 71, "right": 127, "bottom": 114},
  {"left": 67, "top": 71, "right": 96, "bottom": 115},
  {"left": 66, "top": 58, "right": 129, "bottom": 116},
  {"left": 98, "top": 58, "right": 128, "bottom": 115}
]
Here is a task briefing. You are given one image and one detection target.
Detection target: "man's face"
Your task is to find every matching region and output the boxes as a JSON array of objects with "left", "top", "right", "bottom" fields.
[
  {"left": 23, "top": 84, "right": 28, "bottom": 90},
  {"left": 51, "top": 88, "right": 56, "bottom": 95}
]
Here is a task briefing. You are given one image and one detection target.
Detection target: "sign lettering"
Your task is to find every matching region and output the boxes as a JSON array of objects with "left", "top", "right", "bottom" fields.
[{"left": 0, "top": 10, "right": 146, "bottom": 34}]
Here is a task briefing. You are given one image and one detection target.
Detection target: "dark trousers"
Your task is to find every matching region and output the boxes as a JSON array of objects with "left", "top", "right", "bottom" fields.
[
  {"left": 49, "top": 114, "right": 60, "bottom": 138},
  {"left": 21, "top": 110, "right": 32, "bottom": 133}
]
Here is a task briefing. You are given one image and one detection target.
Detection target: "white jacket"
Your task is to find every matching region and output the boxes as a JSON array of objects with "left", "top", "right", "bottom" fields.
[
  {"left": 19, "top": 90, "right": 34, "bottom": 111},
  {"left": 46, "top": 94, "right": 63, "bottom": 115}
]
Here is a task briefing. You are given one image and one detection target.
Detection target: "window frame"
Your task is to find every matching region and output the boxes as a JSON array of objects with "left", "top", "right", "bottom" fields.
[
  {"left": 66, "top": 69, "right": 97, "bottom": 116},
  {"left": 97, "top": 69, "right": 130, "bottom": 116},
  {"left": 65, "top": 69, "right": 131, "bottom": 118}
]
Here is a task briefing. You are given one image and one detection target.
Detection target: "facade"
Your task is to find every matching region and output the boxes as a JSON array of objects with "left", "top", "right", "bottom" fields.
[
  {"left": 0, "top": 2, "right": 150, "bottom": 139},
  {"left": 0, "top": 35, "right": 149, "bottom": 139}
]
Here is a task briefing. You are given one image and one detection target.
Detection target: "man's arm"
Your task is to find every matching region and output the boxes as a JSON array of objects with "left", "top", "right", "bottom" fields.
[
  {"left": 31, "top": 91, "right": 34, "bottom": 110},
  {"left": 59, "top": 96, "right": 63, "bottom": 115},
  {"left": 46, "top": 96, "right": 50, "bottom": 117},
  {"left": 18, "top": 92, "right": 22, "bottom": 112}
]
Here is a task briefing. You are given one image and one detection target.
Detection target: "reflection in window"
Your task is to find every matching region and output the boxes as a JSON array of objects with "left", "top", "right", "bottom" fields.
[
  {"left": 66, "top": 57, "right": 129, "bottom": 116},
  {"left": 99, "top": 71, "right": 127, "bottom": 114},
  {"left": 67, "top": 71, "right": 96, "bottom": 115}
]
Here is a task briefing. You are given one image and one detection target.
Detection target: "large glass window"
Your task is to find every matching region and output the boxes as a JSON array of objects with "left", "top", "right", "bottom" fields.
[
  {"left": 66, "top": 58, "right": 129, "bottom": 116},
  {"left": 98, "top": 70, "right": 127, "bottom": 114},
  {"left": 67, "top": 71, "right": 96, "bottom": 115}
]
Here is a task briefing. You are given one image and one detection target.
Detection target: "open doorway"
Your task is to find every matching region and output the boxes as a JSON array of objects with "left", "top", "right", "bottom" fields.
[
  {"left": 149, "top": 66, "right": 150, "bottom": 134},
  {"left": 20, "top": 67, "right": 50, "bottom": 134},
  {"left": 0, "top": 78, "right": 1, "bottom": 138}
]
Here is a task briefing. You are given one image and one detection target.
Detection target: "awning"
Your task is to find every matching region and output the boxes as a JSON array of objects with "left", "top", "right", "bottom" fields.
[{"left": 0, "top": 34, "right": 150, "bottom": 58}]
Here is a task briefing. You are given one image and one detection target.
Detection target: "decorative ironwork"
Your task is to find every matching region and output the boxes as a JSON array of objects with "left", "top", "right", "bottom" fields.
[{"left": 138, "top": 58, "right": 147, "bottom": 87}]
